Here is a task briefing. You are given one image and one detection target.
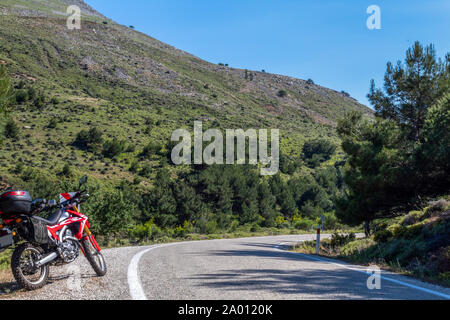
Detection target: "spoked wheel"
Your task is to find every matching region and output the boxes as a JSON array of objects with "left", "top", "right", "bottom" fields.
[
  {"left": 11, "top": 243, "right": 49, "bottom": 291},
  {"left": 81, "top": 235, "right": 107, "bottom": 276}
]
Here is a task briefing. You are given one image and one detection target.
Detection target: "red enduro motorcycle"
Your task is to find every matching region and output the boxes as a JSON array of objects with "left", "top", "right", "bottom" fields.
[{"left": 0, "top": 176, "right": 106, "bottom": 290}]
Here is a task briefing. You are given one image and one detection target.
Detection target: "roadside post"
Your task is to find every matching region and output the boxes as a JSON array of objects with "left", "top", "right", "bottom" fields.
[{"left": 315, "top": 224, "right": 321, "bottom": 254}]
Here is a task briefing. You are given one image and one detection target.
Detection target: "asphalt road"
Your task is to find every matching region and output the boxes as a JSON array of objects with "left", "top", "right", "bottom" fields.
[{"left": 2, "top": 234, "right": 450, "bottom": 300}]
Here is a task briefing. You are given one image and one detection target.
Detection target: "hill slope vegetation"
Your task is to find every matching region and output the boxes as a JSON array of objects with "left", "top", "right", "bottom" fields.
[{"left": 0, "top": 0, "right": 371, "bottom": 241}]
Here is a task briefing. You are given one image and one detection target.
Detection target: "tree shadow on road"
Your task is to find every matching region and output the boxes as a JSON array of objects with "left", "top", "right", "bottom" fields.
[
  {"left": 187, "top": 246, "right": 434, "bottom": 300},
  {"left": 238, "top": 242, "right": 293, "bottom": 249},
  {"left": 0, "top": 280, "right": 21, "bottom": 296}
]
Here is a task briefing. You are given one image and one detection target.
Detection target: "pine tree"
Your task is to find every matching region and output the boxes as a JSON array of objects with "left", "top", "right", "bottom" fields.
[
  {"left": 258, "top": 181, "right": 277, "bottom": 227},
  {"left": 337, "top": 42, "right": 450, "bottom": 229},
  {"left": 141, "top": 168, "right": 177, "bottom": 227},
  {"left": 278, "top": 185, "right": 297, "bottom": 217},
  {"left": 368, "top": 41, "right": 449, "bottom": 141},
  {"left": 173, "top": 181, "right": 206, "bottom": 223},
  {"left": 414, "top": 93, "right": 450, "bottom": 193}
]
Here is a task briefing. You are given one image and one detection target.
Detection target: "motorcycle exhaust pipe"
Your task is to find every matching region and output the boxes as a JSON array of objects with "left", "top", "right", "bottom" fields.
[{"left": 35, "top": 252, "right": 58, "bottom": 267}]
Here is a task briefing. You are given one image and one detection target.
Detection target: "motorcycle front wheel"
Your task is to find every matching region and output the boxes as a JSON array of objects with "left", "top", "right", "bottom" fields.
[
  {"left": 11, "top": 243, "right": 49, "bottom": 291},
  {"left": 81, "top": 235, "right": 107, "bottom": 276}
]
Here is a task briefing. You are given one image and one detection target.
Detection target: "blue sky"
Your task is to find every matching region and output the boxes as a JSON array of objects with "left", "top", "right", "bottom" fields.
[{"left": 85, "top": 0, "right": 450, "bottom": 107}]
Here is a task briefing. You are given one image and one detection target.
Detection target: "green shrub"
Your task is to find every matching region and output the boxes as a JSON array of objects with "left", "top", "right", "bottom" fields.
[
  {"left": 390, "top": 221, "right": 425, "bottom": 239},
  {"left": 27, "top": 87, "right": 36, "bottom": 100},
  {"left": 74, "top": 127, "right": 103, "bottom": 151},
  {"left": 126, "top": 144, "right": 136, "bottom": 153},
  {"left": 4, "top": 118, "right": 20, "bottom": 138},
  {"left": 206, "top": 220, "right": 218, "bottom": 234},
  {"left": 389, "top": 223, "right": 406, "bottom": 238},
  {"left": 139, "top": 163, "right": 152, "bottom": 178},
  {"left": 60, "top": 163, "right": 72, "bottom": 177},
  {"left": 330, "top": 232, "right": 356, "bottom": 250},
  {"left": 12, "top": 161, "right": 24, "bottom": 174},
  {"left": 33, "top": 94, "right": 46, "bottom": 109},
  {"left": 129, "top": 221, "right": 153, "bottom": 241},
  {"left": 129, "top": 220, "right": 171, "bottom": 242},
  {"left": 151, "top": 225, "right": 163, "bottom": 239},
  {"left": 88, "top": 188, "right": 137, "bottom": 239},
  {"left": 129, "top": 160, "right": 139, "bottom": 173},
  {"left": 50, "top": 96, "right": 59, "bottom": 105},
  {"left": 402, "top": 210, "right": 424, "bottom": 226},
  {"left": 294, "top": 218, "right": 315, "bottom": 230},
  {"left": 275, "top": 215, "right": 291, "bottom": 229},
  {"left": 372, "top": 220, "right": 389, "bottom": 233},
  {"left": 0, "top": 248, "right": 13, "bottom": 270},
  {"left": 133, "top": 176, "right": 142, "bottom": 185},
  {"left": 15, "top": 89, "right": 28, "bottom": 104},
  {"left": 376, "top": 239, "right": 427, "bottom": 265},
  {"left": 173, "top": 225, "right": 184, "bottom": 238},
  {"left": 142, "top": 142, "right": 164, "bottom": 157},
  {"left": 322, "top": 212, "right": 338, "bottom": 230},
  {"left": 103, "top": 139, "right": 127, "bottom": 158},
  {"left": 277, "top": 90, "right": 287, "bottom": 98},
  {"left": 250, "top": 223, "right": 261, "bottom": 232},
  {"left": 403, "top": 222, "right": 426, "bottom": 239},
  {"left": 374, "top": 229, "right": 393, "bottom": 243},
  {"left": 47, "top": 118, "right": 58, "bottom": 129},
  {"left": 302, "top": 139, "right": 336, "bottom": 168},
  {"left": 397, "top": 240, "right": 427, "bottom": 264},
  {"left": 228, "top": 220, "right": 240, "bottom": 232},
  {"left": 340, "top": 238, "right": 376, "bottom": 256},
  {"left": 173, "top": 220, "right": 194, "bottom": 238}
]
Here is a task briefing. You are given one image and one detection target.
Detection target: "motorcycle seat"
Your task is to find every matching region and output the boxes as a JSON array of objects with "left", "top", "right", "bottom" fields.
[{"left": 33, "top": 209, "right": 66, "bottom": 226}]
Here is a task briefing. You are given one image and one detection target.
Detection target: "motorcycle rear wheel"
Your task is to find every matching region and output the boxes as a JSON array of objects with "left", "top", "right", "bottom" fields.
[
  {"left": 11, "top": 243, "right": 49, "bottom": 291},
  {"left": 81, "top": 236, "right": 107, "bottom": 276}
]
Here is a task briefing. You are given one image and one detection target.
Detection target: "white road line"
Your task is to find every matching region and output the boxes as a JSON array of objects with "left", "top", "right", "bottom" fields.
[
  {"left": 127, "top": 242, "right": 184, "bottom": 300},
  {"left": 128, "top": 245, "right": 163, "bottom": 300},
  {"left": 275, "top": 242, "right": 450, "bottom": 300}
]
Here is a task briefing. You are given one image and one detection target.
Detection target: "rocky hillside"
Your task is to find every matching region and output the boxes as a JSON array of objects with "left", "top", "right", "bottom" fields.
[{"left": 0, "top": 0, "right": 371, "bottom": 182}]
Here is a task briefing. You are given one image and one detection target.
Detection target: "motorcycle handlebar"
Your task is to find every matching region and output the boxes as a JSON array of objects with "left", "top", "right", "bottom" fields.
[
  {"left": 59, "top": 191, "right": 89, "bottom": 208},
  {"left": 34, "top": 191, "right": 89, "bottom": 212}
]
